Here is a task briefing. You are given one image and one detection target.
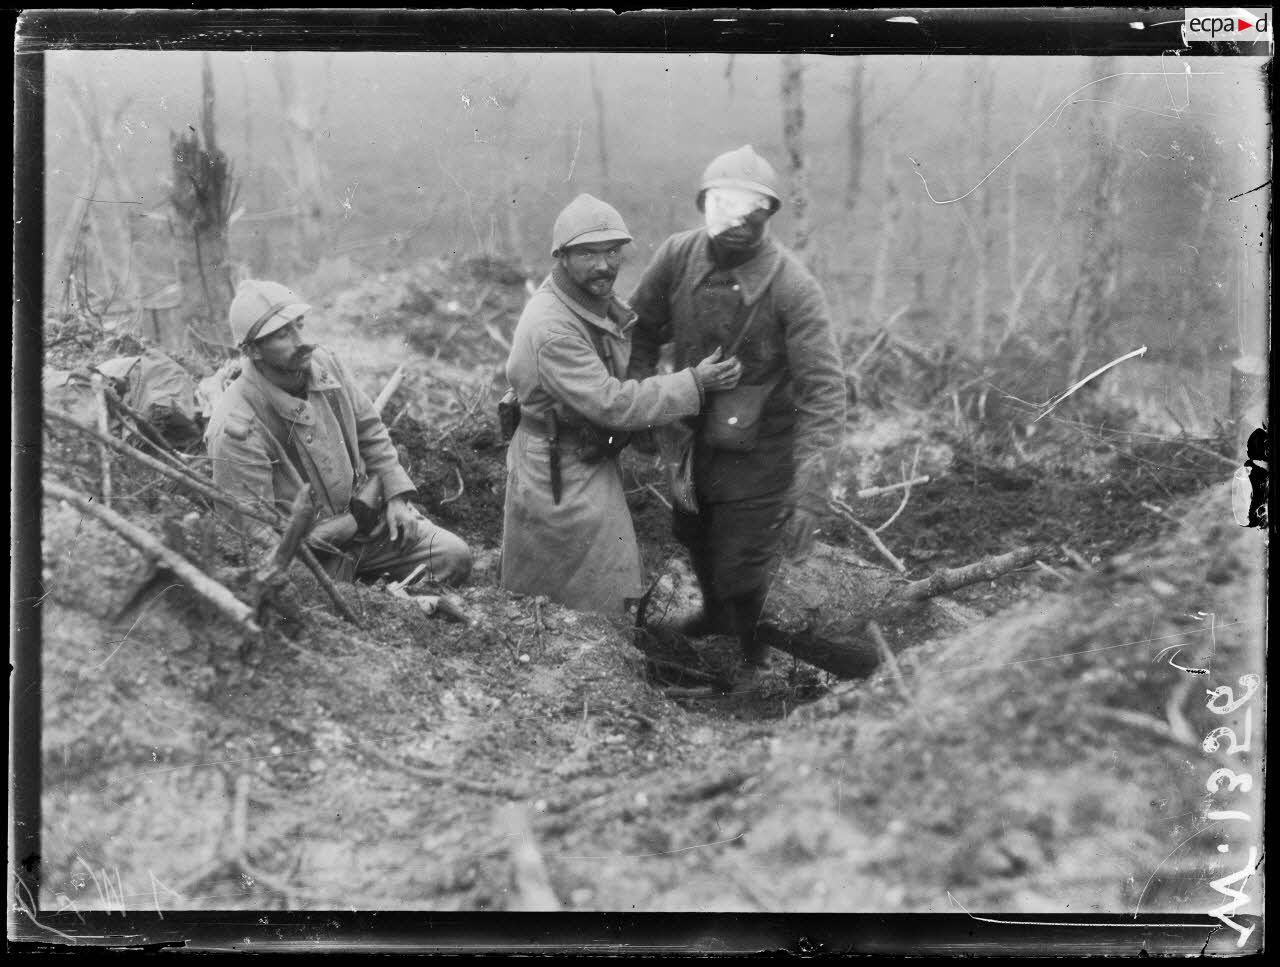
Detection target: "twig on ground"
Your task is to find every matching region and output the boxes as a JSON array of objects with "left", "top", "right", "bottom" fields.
[
  {"left": 1059, "top": 544, "right": 1093, "bottom": 572},
  {"left": 1141, "top": 501, "right": 1182, "bottom": 526},
  {"left": 868, "top": 621, "right": 936, "bottom": 737},
  {"left": 440, "top": 464, "right": 465, "bottom": 505},
  {"left": 91, "top": 373, "right": 113, "bottom": 507},
  {"left": 1034, "top": 559, "right": 1071, "bottom": 584},
  {"left": 874, "top": 445, "right": 922, "bottom": 534},
  {"left": 297, "top": 546, "right": 361, "bottom": 627},
  {"left": 855, "top": 475, "right": 931, "bottom": 500},
  {"left": 829, "top": 499, "right": 907, "bottom": 573},
  {"left": 358, "top": 742, "right": 528, "bottom": 799},
  {"left": 646, "top": 657, "right": 718, "bottom": 685}
]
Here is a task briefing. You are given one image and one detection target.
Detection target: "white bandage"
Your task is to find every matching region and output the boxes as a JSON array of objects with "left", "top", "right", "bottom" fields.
[{"left": 704, "top": 186, "right": 773, "bottom": 238}]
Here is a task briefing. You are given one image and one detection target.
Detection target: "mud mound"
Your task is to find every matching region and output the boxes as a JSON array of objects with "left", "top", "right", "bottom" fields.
[
  {"left": 321, "top": 255, "right": 532, "bottom": 370},
  {"left": 40, "top": 493, "right": 698, "bottom": 911},
  {"left": 827, "top": 412, "right": 1235, "bottom": 587},
  {"left": 692, "top": 481, "right": 1265, "bottom": 914}
]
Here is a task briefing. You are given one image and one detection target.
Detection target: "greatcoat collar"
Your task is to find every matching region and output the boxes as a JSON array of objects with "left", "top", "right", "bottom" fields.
[
  {"left": 688, "top": 229, "right": 784, "bottom": 306},
  {"left": 241, "top": 349, "right": 343, "bottom": 427}
]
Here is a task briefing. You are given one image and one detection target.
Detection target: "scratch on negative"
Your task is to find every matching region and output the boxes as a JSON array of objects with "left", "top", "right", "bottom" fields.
[
  {"left": 933, "top": 619, "right": 1256, "bottom": 673},
  {"left": 947, "top": 890, "right": 1210, "bottom": 931},
  {"left": 559, "top": 832, "right": 745, "bottom": 861},
  {"left": 90, "top": 583, "right": 182, "bottom": 671},
  {"left": 99, "top": 747, "right": 320, "bottom": 789}
]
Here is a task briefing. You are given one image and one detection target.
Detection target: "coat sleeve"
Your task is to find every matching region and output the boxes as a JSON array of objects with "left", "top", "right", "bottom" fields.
[
  {"left": 333, "top": 354, "right": 417, "bottom": 501},
  {"left": 777, "top": 266, "right": 848, "bottom": 513},
  {"left": 626, "top": 237, "right": 678, "bottom": 380},
  {"left": 536, "top": 326, "right": 701, "bottom": 431},
  {"left": 207, "top": 419, "right": 282, "bottom": 549}
]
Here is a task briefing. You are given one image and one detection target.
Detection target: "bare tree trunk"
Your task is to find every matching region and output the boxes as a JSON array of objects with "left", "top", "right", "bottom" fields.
[
  {"left": 1063, "top": 61, "right": 1126, "bottom": 383},
  {"left": 780, "top": 55, "right": 812, "bottom": 262},
  {"left": 1000, "top": 76, "right": 1066, "bottom": 349},
  {"left": 498, "top": 56, "right": 528, "bottom": 260},
  {"left": 867, "top": 142, "right": 901, "bottom": 324},
  {"left": 845, "top": 58, "right": 865, "bottom": 215},
  {"left": 588, "top": 56, "right": 610, "bottom": 186},
  {"left": 273, "top": 54, "right": 330, "bottom": 269},
  {"left": 969, "top": 60, "right": 996, "bottom": 353},
  {"left": 169, "top": 54, "right": 237, "bottom": 354}
]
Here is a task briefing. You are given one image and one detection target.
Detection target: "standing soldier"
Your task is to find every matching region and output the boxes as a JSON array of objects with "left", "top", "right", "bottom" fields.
[
  {"left": 500, "top": 193, "right": 743, "bottom": 614},
  {"left": 628, "top": 145, "right": 847, "bottom": 687}
]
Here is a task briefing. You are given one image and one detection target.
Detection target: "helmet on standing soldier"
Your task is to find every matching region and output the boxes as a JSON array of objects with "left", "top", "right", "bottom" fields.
[
  {"left": 697, "top": 145, "right": 782, "bottom": 213},
  {"left": 551, "top": 194, "right": 633, "bottom": 257}
]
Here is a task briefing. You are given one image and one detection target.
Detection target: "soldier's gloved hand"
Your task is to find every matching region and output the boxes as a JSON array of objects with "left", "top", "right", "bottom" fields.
[
  {"left": 692, "top": 347, "right": 744, "bottom": 393},
  {"left": 780, "top": 505, "right": 821, "bottom": 562},
  {"left": 385, "top": 496, "right": 420, "bottom": 551}
]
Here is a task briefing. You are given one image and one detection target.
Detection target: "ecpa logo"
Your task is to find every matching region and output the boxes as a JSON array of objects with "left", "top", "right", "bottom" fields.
[{"left": 1184, "top": 8, "right": 1272, "bottom": 41}]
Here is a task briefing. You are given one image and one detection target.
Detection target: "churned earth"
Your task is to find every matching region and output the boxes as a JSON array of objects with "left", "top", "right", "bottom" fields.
[{"left": 34, "top": 259, "right": 1264, "bottom": 934}]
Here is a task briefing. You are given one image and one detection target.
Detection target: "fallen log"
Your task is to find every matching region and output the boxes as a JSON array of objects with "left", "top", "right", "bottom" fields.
[{"left": 757, "top": 541, "right": 1038, "bottom": 680}]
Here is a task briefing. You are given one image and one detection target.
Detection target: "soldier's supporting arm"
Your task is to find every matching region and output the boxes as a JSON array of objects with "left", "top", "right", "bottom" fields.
[{"left": 537, "top": 327, "right": 702, "bottom": 431}]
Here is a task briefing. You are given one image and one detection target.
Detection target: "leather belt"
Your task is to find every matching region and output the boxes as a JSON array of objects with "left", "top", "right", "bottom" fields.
[{"left": 518, "top": 412, "right": 598, "bottom": 447}]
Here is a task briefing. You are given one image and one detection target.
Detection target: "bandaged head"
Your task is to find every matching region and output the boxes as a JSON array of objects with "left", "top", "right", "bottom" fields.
[{"left": 703, "top": 186, "right": 775, "bottom": 239}]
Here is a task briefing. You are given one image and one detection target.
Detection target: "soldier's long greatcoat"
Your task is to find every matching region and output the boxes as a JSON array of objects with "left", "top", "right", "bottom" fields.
[
  {"left": 500, "top": 269, "right": 704, "bottom": 614},
  {"left": 627, "top": 228, "right": 847, "bottom": 595}
]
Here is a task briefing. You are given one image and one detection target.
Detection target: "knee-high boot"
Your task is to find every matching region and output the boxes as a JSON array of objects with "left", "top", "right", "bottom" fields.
[
  {"left": 680, "top": 546, "right": 733, "bottom": 637},
  {"left": 730, "top": 586, "right": 772, "bottom": 669}
]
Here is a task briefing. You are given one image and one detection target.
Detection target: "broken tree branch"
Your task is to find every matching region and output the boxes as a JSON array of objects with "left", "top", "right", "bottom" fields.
[
  {"left": 297, "top": 546, "right": 362, "bottom": 627},
  {"left": 44, "top": 409, "right": 276, "bottom": 524},
  {"left": 373, "top": 365, "right": 406, "bottom": 415},
  {"left": 91, "top": 373, "right": 113, "bottom": 507},
  {"left": 901, "top": 546, "right": 1037, "bottom": 601},
  {"left": 43, "top": 478, "right": 261, "bottom": 637},
  {"left": 868, "top": 621, "right": 936, "bottom": 736},
  {"left": 104, "top": 387, "right": 194, "bottom": 472}
]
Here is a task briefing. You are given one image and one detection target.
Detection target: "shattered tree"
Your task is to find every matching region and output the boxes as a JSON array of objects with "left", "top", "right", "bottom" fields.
[{"left": 169, "top": 53, "right": 238, "bottom": 354}]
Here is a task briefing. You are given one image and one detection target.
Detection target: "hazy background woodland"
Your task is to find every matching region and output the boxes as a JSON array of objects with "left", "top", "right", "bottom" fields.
[{"left": 44, "top": 50, "right": 1269, "bottom": 423}]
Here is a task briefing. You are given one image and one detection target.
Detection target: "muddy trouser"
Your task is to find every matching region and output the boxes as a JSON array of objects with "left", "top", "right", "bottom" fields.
[
  {"left": 323, "top": 509, "right": 472, "bottom": 586},
  {"left": 672, "top": 492, "right": 788, "bottom": 665}
]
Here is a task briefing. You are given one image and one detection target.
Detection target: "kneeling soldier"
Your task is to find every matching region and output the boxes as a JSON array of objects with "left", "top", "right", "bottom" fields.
[{"left": 206, "top": 279, "right": 472, "bottom": 586}]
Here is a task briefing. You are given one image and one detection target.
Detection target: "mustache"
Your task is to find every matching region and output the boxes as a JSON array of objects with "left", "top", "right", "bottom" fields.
[{"left": 587, "top": 272, "right": 616, "bottom": 283}]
